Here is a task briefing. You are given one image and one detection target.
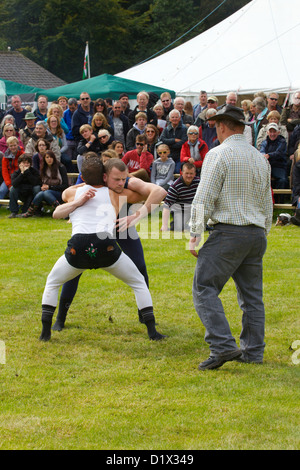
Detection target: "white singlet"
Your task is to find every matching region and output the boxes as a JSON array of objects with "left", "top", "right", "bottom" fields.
[{"left": 69, "top": 185, "right": 116, "bottom": 236}]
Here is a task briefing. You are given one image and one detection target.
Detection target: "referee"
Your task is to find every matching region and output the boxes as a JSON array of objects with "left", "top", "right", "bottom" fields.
[{"left": 189, "top": 105, "right": 273, "bottom": 370}]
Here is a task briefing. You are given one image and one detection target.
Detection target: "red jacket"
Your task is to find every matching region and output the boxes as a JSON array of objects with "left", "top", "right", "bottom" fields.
[
  {"left": 180, "top": 138, "right": 208, "bottom": 169},
  {"left": 2, "top": 149, "right": 24, "bottom": 188},
  {"left": 122, "top": 149, "right": 153, "bottom": 176}
]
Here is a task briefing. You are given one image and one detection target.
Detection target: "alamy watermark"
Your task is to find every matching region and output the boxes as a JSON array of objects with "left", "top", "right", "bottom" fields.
[
  {"left": 291, "top": 340, "right": 300, "bottom": 365},
  {"left": 95, "top": 201, "right": 205, "bottom": 252}
]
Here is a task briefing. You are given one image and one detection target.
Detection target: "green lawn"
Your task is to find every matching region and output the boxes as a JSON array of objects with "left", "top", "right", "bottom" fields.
[{"left": 0, "top": 207, "right": 299, "bottom": 450}]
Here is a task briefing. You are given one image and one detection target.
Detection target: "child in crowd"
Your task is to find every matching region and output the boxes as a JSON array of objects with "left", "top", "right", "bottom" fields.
[
  {"left": 125, "top": 112, "right": 147, "bottom": 150},
  {"left": 150, "top": 144, "right": 175, "bottom": 190}
]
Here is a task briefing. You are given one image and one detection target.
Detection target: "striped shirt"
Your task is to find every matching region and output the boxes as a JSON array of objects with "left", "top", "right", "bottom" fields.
[
  {"left": 164, "top": 176, "right": 200, "bottom": 209},
  {"left": 190, "top": 134, "right": 273, "bottom": 235}
]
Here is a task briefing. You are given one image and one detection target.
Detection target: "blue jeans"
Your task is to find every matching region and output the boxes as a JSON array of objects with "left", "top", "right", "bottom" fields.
[
  {"left": 174, "top": 160, "right": 181, "bottom": 174},
  {"left": 0, "top": 181, "right": 8, "bottom": 199},
  {"left": 192, "top": 224, "right": 267, "bottom": 361},
  {"left": 61, "top": 152, "right": 74, "bottom": 172},
  {"left": 33, "top": 190, "right": 62, "bottom": 206},
  {"left": 271, "top": 167, "right": 287, "bottom": 189},
  {"left": 9, "top": 185, "right": 40, "bottom": 213}
]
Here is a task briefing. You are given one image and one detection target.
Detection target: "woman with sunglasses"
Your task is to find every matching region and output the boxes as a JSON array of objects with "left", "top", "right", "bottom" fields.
[
  {"left": 98, "top": 129, "right": 113, "bottom": 151},
  {"left": 93, "top": 98, "right": 113, "bottom": 128},
  {"left": 180, "top": 125, "right": 208, "bottom": 175},
  {"left": 0, "top": 123, "right": 23, "bottom": 154}
]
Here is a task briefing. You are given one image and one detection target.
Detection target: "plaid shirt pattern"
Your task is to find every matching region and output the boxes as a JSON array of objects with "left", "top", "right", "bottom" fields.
[{"left": 190, "top": 134, "right": 273, "bottom": 235}]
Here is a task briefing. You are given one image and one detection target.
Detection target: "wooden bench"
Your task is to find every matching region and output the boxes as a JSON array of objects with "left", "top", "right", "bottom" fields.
[
  {"left": 1, "top": 179, "right": 295, "bottom": 213},
  {"left": 0, "top": 198, "right": 24, "bottom": 206},
  {"left": 273, "top": 189, "right": 294, "bottom": 210}
]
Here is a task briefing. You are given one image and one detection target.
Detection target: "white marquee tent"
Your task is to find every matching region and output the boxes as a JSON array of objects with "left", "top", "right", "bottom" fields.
[{"left": 116, "top": 0, "right": 300, "bottom": 100}]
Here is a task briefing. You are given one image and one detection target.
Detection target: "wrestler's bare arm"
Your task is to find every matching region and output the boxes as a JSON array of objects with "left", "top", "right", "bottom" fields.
[
  {"left": 127, "top": 177, "right": 167, "bottom": 208},
  {"left": 62, "top": 183, "right": 86, "bottom": 202},
  {"left": 108, "top": 188, "right": 142, "bottom": 217},
  {"left": 53, "top": 187, "right": 97, "bottom": 219},
  {"left": 116, "top": 177, "right": 167, "bottom": 230}
]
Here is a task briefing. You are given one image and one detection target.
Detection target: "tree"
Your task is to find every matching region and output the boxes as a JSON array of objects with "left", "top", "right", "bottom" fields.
[
  {"left": 0, "top": 0, "right": 138, "bottom": 82},
  {"left": 0, "top": 0, "right": 250, "bottom": 82}
]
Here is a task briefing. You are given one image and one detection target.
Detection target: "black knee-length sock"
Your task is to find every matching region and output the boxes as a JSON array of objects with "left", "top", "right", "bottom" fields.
[{"left": 40, "top": 305, "right": 56, "bottom": 341}]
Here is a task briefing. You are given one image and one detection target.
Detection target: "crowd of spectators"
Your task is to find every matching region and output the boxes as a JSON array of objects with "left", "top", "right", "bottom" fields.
[{"left": 1, "top": 88, "right": 300, "bottom": 226}]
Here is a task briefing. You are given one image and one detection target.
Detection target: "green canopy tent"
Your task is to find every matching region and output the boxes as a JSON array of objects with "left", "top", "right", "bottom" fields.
[
  {"left": 35, "top": 73, "right": 175, "bottom": 101},
  {"left": 0, "top": 79, "right": 46, "bottom": 109},
  {"left": 0, "top": 79, "right": 45, "bottom": 96}
]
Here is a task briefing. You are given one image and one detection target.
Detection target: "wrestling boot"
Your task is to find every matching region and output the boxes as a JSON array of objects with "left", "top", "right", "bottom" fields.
[
  {"left": 52, "top": 297, "right": 72, "bottom": 331},
  {"left": 139, "top": 307, "right": 167, "bottom": 341},
  {"left": 40, "top": 305, "right": 56, "bottom": 341},
  {"left": 291, "top": 209, "right": 300, "bottom": 226}
]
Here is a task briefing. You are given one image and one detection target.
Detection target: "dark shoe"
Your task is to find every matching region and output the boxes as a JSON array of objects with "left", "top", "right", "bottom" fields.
[
  {"left": 8, "top": 212, "right": 18, "bottom": 218},
  {"left": 198, "top": 349, "right": 242, "bottom": 370},
  {"left": 149, "top": 331, "right": 167, "bottom": 341},
  {"left": 291, "top": 209, "right": 300, "bottom": 226},
  {"left": 235, "top": 355, "right": 263, "bottom": 364},
  {"left": 52, "top": 320, "right": 65, "bottom": 331},
  {"left": 21, "top": 204, "right": 40, "bottom": 218}
]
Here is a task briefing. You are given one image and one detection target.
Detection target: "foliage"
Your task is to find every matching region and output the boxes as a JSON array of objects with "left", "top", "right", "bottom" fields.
[
  {"left": 0, "top": 207, "right": 299, "bottom": 450},
  {"left": 0, "top": 0, "right": 250, "bottom": 83}
]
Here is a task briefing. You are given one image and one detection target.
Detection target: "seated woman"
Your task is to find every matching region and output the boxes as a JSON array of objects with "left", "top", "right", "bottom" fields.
[
  {"left": 91, "top": 112, "right": 114, "bottom": 141},
  {"left": 93, "top": 98, "right": 113, "bottom": 127},
  {"left": 145, "top": 124, "right": 159, "bottom": 158},
  {"left": 109, "top": 140, "right": 125, "bottom": 158},
  {"left": 22, "top": 150, "right": 68, "bottom": 217},
  {"left": 0, "top": 123, "right": 23, "bottom": 154},
  {"left": 47, "top": 115, "right": 73, "bottom": 172},
  {"left": 180, "top": 125, "right": 208, "bottom": 175},
  {"left": 0, "top": 136, "right": 24, "bottom": 200},
  {"left": 241, "top": 99, "right": 254, "bottom": 122},
  {"left": 0, "top": 114, "right": 18, "bottom": 139},
  {"left": 32, "top": 138, "right": 50, "bottom": 171},
  {"left": 153, "top": 102, "right": 167, "bottom": 134},
  {"left": 45, "top": 103, "right": 69, "bottom": 135},
  {"left": 98, "top": 129, "right": 112, "bottom": 153}
]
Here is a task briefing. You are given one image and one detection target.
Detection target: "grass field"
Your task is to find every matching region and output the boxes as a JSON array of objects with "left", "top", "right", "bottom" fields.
[{"left": 0, "top": 206, "right": 299, "bottom": 450}]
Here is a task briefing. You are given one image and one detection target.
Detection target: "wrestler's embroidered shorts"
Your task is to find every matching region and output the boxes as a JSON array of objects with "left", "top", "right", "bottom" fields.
[{"left": 65, "top": 233, "right": 122, "bottom": 269}]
